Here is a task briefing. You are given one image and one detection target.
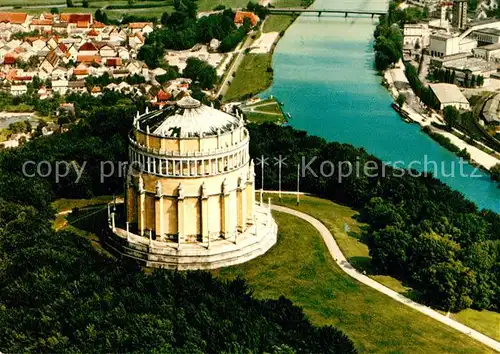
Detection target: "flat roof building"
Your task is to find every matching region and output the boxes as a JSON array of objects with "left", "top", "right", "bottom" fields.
[{"left": 429, "top": 83, "right": 470, "bottom": 110}]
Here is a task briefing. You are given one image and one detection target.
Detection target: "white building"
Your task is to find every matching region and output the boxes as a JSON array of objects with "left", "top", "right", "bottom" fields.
[
  {"left": 429, "top": 83, "right": 470, "bottom": 110},
  {"left": 403, "top": 23, "right": 430, "bottom": 47},
  {"left": 10, "top": 84, "right": 27, "bottom": 96},
  {"left": 473, "top": 43, "right": 500, "bottom": 61},
  {"left": 429, "top": 33, "right": 477, "bottom": 57},
  {"left": 429, "top": 33, "right": 459, "bottom": 57}
]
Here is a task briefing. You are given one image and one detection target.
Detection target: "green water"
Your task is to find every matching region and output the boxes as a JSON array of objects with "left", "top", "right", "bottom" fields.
[{"left": 263, "top": 0, "right": 500, "bottom": 212}]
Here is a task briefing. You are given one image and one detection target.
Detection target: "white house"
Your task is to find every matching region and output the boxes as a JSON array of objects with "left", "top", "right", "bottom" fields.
[
  {"left": 52, "top": 79, "right": 69, "bottom": 95},
  {"left": 98, "top": 43, "right": 116, "bottom": 57},
  {"left": 10, "top": 84, "right": 27, "bottom": 95}
]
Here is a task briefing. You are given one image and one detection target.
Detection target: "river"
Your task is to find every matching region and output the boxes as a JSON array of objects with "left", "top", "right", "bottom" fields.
[{"left": 263, "top": 0, "right": 500, "bottom": 213}]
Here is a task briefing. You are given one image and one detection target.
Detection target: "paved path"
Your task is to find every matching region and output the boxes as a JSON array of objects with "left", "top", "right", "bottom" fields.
[
  {"left": 271, "top": 205, "right": 500, "bottom": 353},
  {"left": 216, "top": 34, "right": 254, "bottom": 99}
]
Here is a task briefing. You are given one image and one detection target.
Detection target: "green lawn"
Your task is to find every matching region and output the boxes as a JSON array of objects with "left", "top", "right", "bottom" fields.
[
  {"left": 244, "top": 111, "right": 283, "bottom": 124},
  {"left": 215, "top": 211, "right": 494, "bottom": 353},
  {"left": 7, "top": 3, "right": 174, "bottom": 19},
  {"left": 51, "top": 195, "right": 115, "bottom": 213},
  {"left": 266, "top": 193, "right": 500, "bottom": 342},
  {"left": 273, "top": 0, "right": 313, "bottom": 6},
  {"left": 52, "top": 195, "right": 114, "bottom": 230},
  {"left": 196, "top": 0, "right": 248, "bottom": 11},
  {"left": 223, "top": 53, "right": 273, "bottom": 102},
  {"left": 263, "top": 14, "right": 297, "bottom": 33},
  {"left": 242, "top": 98, "right": 285, "bottom": 124}
]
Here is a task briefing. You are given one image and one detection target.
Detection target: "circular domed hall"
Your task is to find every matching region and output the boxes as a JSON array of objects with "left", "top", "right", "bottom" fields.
[{"left": 105, "top": 96, "right": 277, "bottom": 270}]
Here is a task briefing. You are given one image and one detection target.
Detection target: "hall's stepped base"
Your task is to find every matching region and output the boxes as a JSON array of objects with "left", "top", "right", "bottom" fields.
[{"left": 105, "top": 204, "right": 278, "bottom": 270}]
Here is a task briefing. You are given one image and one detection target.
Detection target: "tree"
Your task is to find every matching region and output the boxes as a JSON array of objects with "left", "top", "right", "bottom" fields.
[
  {"left": 66, "top": 0, "right": 73, "bottom": 7},
  {"left": 414, "top": 39, "right": 420, "bottom": 50},
  {"left": 470, "top": 74, "right": 476, "bottom": 87},
  {"left": 450, "top": 70, "right": 456, "bottom": 84},
  {"left": 464, "top": 72, "right": 470, "bottom": 88},
  {"left": 491, "top": 163, "right": 500, "bottom": 182},
  {"left": 50, "top": 7, "right": 59, "bottom": 14},
  {"left": 95, "top": 9, "right": 109, "bottom": 24},
  {"left": 183, "top": 57, "right": 217, "bottom": 89},
  {"left": 127, "top": 0, "right": 134, "bottom": 7},
  {"left": 443, "top": 105, "right": 460, "bottom": 130},
  {"left": 396, "top": 93, "right": 406, "bottom": 108},
  {"left": 82, "top": 0, "right": 89, "bottom": 7},
  {"left": 161, "top": 12, "right": 170, "bottom": 26}
]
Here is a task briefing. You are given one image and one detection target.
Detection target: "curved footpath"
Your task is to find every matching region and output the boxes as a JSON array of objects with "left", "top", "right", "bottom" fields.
[{"left": 271, "top": 205, "right": 500, "bottom": 352}]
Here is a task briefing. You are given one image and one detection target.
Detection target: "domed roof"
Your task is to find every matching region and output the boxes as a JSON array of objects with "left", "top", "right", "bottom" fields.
[{"left": 139, "top": 97, "right": 241, "bottom": 138}]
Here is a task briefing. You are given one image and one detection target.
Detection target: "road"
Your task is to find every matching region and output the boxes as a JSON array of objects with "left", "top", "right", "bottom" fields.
[
  {"left": 215, "top": 33, "right": 254, "bottom": 99},
  {"left": 271, "top": 204, "right": 500, "bottom": 353}
]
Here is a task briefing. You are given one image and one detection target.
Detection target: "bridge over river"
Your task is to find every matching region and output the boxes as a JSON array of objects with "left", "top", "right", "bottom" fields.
[{"left": 268, "top": 7, "right": 387, "bottom": 18}]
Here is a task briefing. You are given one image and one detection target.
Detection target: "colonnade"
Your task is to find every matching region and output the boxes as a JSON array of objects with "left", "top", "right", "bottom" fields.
[
  {"left": 128, "top": 145, "right": 249, "bottom": 177},
  {"left": 126, "top": 166, "right": 255, "bottom": 246}
]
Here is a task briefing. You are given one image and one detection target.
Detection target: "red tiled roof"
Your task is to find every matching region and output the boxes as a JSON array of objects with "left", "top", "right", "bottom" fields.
[
  {"left": 73, "top": 69, "right": 89, "bottom": 75},
  {"left": 60, "top": 13, "right": 92, "bottom": 24},
  {"left": 31, "top": 19, "right": 52, "bottom": 26},
  {"left": 106, "top": 57, "right": 122, "bottom": 67},
  {"left": 93, "top": 21, "right": 104, "bottom": 28},
  {"left": 42, "top": 13, "right": 54, "bottom": 20},
  {"left": 87, "top": 29, "right": 99, "bottom": 36},
  {"left": 234, "top": 11, "right": 259, "bottom": 26},
  {"left": 4, "top": 53, "right": 16, "bottom": 65},
  {"left": 77, "top": 21, "right": 89, "bottom": 28},
  {"left": 0, "top": 12, "right": 28, "bottom": 24},
  {"left": 128, "top": 22, "right": 152, "bottom": 29},
  {"left": 157, "top": 89, "right": 172, "bottom": 101},
  {"left": 76, "top": 55, "right": 101, "bottom": 64},
  {"left": 58, "top": 42, "right": 67, "bottom": 52},
  {"left": 6, "top": 69, "right": 17, "bottom": 81},
  {"left": 78, "top": 42, "right": 97, "bottom": 52},
  {"left": 44, "top": 50, "right": 58, "bottom": 67},
  {"left": 13, "top": 76, "right": 32, "bottom": 81},
  {"left": 91, "top": 86, "right": 101, "bottom": 92}
]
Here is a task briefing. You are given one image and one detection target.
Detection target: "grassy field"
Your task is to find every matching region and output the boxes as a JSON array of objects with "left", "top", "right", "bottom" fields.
[
  {"left": 265, "top": 193, "right": 500, "bottom": 342},
  {"left": 52, "top": 195, "right": 114, "bottom": 230},
  {"left": 243, "top": 111, "right": 283, "bottom": 124},
  {"left": 5, "top": 2, "right": 175, "bottom": 20},
  {"left": 223, "top": 53, "right": 273, "bottom": 102},
  {"left": 263, "top": 14, "right": 297, "bottom": 33},
  {"left": 196, "top": 0, "right": 247, "bottom": 11},
  {"left": 215, "top": 211, "right": 494, "bottom": 353},
  {"left": 241, "top": 98, "right": 285, "bottom": 124},
  {"left": 51, "top": 195, "right": 114, "bottom": 213}
]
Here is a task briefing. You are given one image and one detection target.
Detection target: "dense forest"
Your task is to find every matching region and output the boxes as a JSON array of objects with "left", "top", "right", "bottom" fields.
[
  {"left": 248, "top": 123, "right": 500, "bottom": 313},
  {"left": 0, "top": 93, "right": 356, "bottom": 353}
]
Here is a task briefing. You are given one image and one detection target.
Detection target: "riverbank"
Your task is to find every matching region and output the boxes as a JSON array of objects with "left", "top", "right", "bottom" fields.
[
  {"left": 384, "top": 65, "right": 500, "bottom": 172},
  {"left": 222, "top": 14, "right": 299, "bottom": 102}
]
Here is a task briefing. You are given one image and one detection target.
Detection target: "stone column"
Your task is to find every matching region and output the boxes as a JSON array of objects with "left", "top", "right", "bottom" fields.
[
  {"left": 126, "top": 173, "right": 135, "bottom": 224},
  {"left": 200, "top": 182, "right": 209, "bottom": 243},
  {"left": 246, "top": 160, "right": 255, "bottom": 224},
  {"left": 155, "top": 181, "right": 164, "bottom": 241},
  {"left": 237, "top": 176, "right": 247, "bottom": 232},
  {"left": 137, "top": 175, "right": 145, "bottom": 236},
  {"left": 177, "top": 183, "right": 185, "bottom": 247},
  {"left": 221, "top": 179, "right": 230, "bottom": 239}
]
